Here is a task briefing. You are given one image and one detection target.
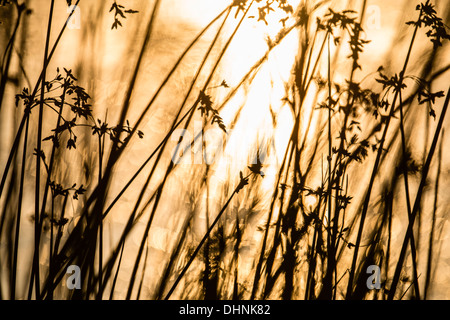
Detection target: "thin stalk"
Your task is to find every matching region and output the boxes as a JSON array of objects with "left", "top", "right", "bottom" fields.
[
  {"left": 124, "top": 176, "right": 166, "bottom": 299},
  {"left": 52, "top": 193, "right": 68, "bottom": 257},
  {"left": 164, "top": 174, "right": 252, "bottom": 300},
  {"left": 123, "top": 6, "right": 234, "bottom": 299},
  {"left": 400, "top": 274, "right": 421, "bottom": 300},
  {"left": 0, "top": 2, "right": 24, "bottom": 111},
  {"left": 325, "top": 4, "right": 366, "bottom": 298},
  {"left": 0, "top": 164, "right": 16, "bottom": 300},
  {"left": 233, "top": 205, "right": 241, "bottom": 300},
  {"left": 281, "top": 133, "right": 303, "bottom": 300},
  {"left": 203, "top": 163, "right": 211, "bottom": 299},
  {"left": 108, "top": 241, "right": 125, "bottom": 300},
  {"left": 251, "top": 27, "right": 327, "bottom": 298},
  {"left": 97, "top": 3, "right": 233, "bottom": 222},
  {"left": 388, "top": 87, "right": 449, "bottom": 299},
  {"left": 29, "top": 0, "right": 55, "bottom": 300},
  {"left": 81, "top": 0, "right": 163, "bottom": 299},
  {"left": 300, "top": 26, "right": 319, "bottom": 91},
  {"left": 251, "top": 136, "right": 293, "bottom": 299},
  {"left": 114, "top": 5, "right": 231, "bottom": 154},
  {"left": 321, "top": 31, "right": 334, "bottom": 300},
  {"left": 1, "top": 0, "right": 81, "bottom": 200},
  {"left": 56, "top": 14, "right": 233, "bottom": 269},
  {"left": 48, "top": 192, "right": 54, "bottom": 299},
  {"left": 0, "top": 114, "right": 26, "bottom": 198},
  {"left": 109, "top": 0, "right": 162, "bottom": 157},
  {"left": 135, "top": 239, "right": 149, "bottom": 300},
  {"left": 346, "top": 10, "right": 422, "bottom": 298},
  {"left": 154, "top": 210, "right": 195, "bottom": 299},
  {"left": 89, "top": 156, "right": 162, "bottom": 300},
  {"left": 96, "top": 5, "right": 250, "bottom": 302},
  {"left": 424, "top": 130, "right": 443, "bottom": 299},
  {"left": 43, "top": 78, "right": 68, "bottom": 300},
  {"left": 217, "top": 22, "right": 306, "bottom": 113},
  {"left": 398, "top": 90, "right": 420, "bottom": 298},
  {"left": 10, "top": 111, "right": 29, "bottom": 300},
  {"left": 263, "top": 157, "right": 294, "bottom": 299},
  {"left": 89, "top": 1, "right": 162, "bottom": 224},
  {"left": 295, "top": 30, "right": 329, "bottom": 104},
  {"left": 97, "top": 132, "right": 103, "bottom": 299}
]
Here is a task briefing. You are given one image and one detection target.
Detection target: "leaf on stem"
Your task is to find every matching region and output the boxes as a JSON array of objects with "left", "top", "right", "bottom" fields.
[{"left": 236, "top": 171, "right": 249, "bottom": 193}]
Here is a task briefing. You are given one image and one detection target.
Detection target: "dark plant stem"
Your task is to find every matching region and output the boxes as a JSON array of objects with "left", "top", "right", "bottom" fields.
[
  {"left": 424, "top": 130, "right": 443, "bottom": 299},
  {"left": 45, "top": 87, "right": 68, "bottom": 299},
  {"left": 108, "top": 241, "right": 125, "bottom": 300},
  {"left": 135, "top": 240, "right": 149, "bottom": 300},
  {"left": 203, "top": 164, "right": 211, "bottom": 299},
  {"left": 0, "top": 115, "right": 26, "bottom": 198},
  {"left": 164, "top": 174, "right": 251, "bottom": 300},
  {"left": 97, "top": 133, "right": 103, "bottom": 299},
  {"left": 251, "top": 135, "right": 293, "bottom": 299},
  {"left": 154, "top": 212, "right": 194, "bottom": 299},
  {"left": 320, "top": 31, "right": 334, "bottom": 300},
  {"left": 0, "top": 1, "right": 80, "bottom": 201},
  {"left": 91, "top": 1, "right": 228, "bottom": 224},
  {"left": 115, "top": 6, "right": 231, "bottom": 152},
  {"left": 123, "top": 6, "right": 234, "bottom": 299},
  {"left": 81, "top": 0, "right": 162, "bottom": 299},
  {"left": 233, "top": 206, "right": 241, "bottom": 300},
  {"left": 398, "top": 90, "right": 420, "bottom": 298},
  {"left": 388, "top": 87, "right": 449, "bottom": 299},
  {"left": 325, "top": 3, "right": 367, "bottom": 298},
  {"left": 29, "top": 0, "right": 55, "bottom": 300},
  {"left": 10, "top": 111, "right": 29, "bottom": 300},
  {"left": 52, "top": 193, "right": 68, "bottom": 258},
  {"left": 0, "top": 2, "right": 24, "bottom": 111},
  {"left": 346, "top": 10, "right": 421, "bottom": 298}
]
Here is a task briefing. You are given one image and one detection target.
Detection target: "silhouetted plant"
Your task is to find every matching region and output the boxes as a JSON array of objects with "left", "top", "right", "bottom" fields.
[
  {"left": 0, "top": 0, "right": 449, "bottom": 301},
  {"left": 109, "top": 1, "right": 138, "bottom": 30}
]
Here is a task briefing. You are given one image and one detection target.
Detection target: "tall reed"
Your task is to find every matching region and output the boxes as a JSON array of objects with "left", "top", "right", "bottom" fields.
[{"left": 0, "top": 0, "right": 448, "bottom": 300}]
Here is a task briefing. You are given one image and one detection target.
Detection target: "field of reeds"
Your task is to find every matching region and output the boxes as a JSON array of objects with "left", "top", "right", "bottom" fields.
[{"left": 0, "top": 0, "right": 449, "bottom": 300}]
